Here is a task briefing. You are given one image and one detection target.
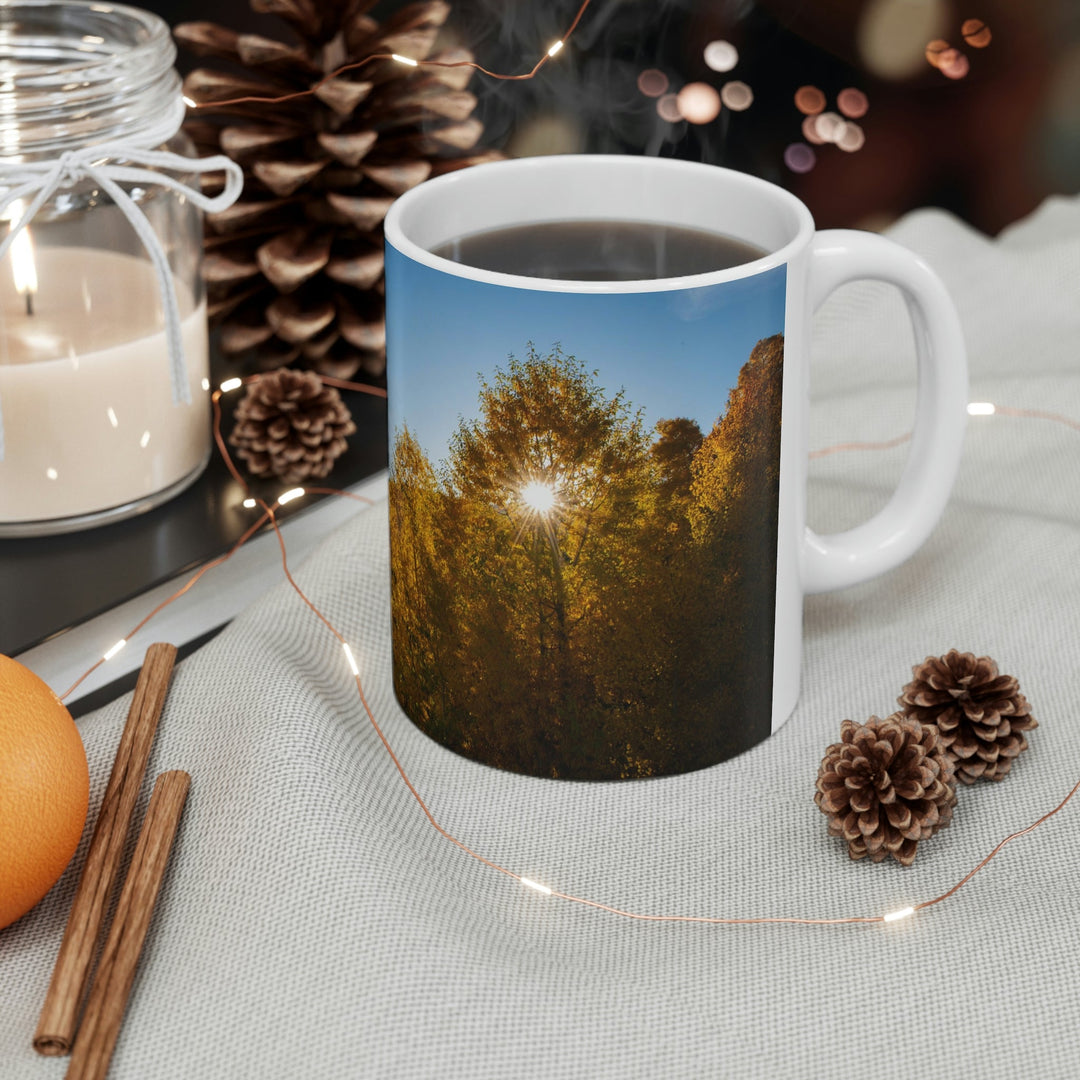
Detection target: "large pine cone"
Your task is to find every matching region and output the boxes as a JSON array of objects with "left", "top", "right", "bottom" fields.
[
  {"left": 176, "top": 0, "right": 501, "bottom": 380},
  {"left": 898, "top": 650, "right": 1037, "bottom": 784},
  {"left": 815, "top": 715, "right": 957, "bottom": 866},
  {"left": 229, "top": 369, "right": 356, "bottom": 483}
]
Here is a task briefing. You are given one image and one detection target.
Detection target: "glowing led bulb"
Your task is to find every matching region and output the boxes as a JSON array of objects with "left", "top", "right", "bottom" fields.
[
  {"left": 242, "top": 497, "right": 257, "bottom": 509},
  {"left": 182, "top": 95, "right": 197, "bottom": 109},
  {"left": 103, "top": 638, "right": 127, "bottom": 661},
  {"left": 520, "top": 877, "right": 552, "bottom": 896},
  {"left": 343, "top": 642, "right": 360, "bottom": 676},
  {"left": 392, "top": 53, "right": 418, "bottom": 66},
  {"left": 967, "top": 402, "right": 996, "bottom": 416},
  {"left": 220, "top": 377, "right": 243, "bottom": 393},
  {"left": 277, "top": 487, "right": 306, "bottom": 506},
  {"left": 883, "top": 906, "right": 915, "bottom": 923},
  {"left": 547, "top": 40, "right": 564, "bottom": 57}
]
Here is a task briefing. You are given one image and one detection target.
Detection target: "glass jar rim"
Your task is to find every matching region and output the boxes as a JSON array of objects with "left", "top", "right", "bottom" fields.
[{"left": 0, "top": 1, "right": 180, "bottom": 159}]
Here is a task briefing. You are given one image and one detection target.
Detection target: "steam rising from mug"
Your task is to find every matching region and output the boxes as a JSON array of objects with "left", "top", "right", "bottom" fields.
[{"left": 446, "top": 0, "right": 750, "bottom": 159}]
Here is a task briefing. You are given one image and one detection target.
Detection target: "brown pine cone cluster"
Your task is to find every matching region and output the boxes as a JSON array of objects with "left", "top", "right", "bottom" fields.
[
  {"left": 815, "top": 715, "right": 957, "bottom": 866},
  {"left": 176, "top": 0, "right": 501, "bottom": 380},
  {"left": 229, "top": 370, "right": 356, "bottom": 483},
  {"left": 898, "top": 650, "right": 1038, "bottom": 784}
]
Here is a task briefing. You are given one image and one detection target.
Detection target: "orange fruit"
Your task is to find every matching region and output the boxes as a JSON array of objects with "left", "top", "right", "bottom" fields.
[{"left": 0, "top": 655, "right": 89, "bottom": 930}]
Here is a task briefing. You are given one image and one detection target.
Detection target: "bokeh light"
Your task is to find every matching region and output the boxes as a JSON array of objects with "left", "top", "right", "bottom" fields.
[
  {"left": 676, "top": 82, "right": 721, "bottom": 124},
  {"left": 637, "top": 69, "right": 669, "bottom": 98},
  {"left": 656, "top": 93, "right": 682, "bottom": 122},
  {"left": 814, "top": 111, "right": 846, "bottom": 143},
  {"left": 784, "top": 143, "right": 816, "bottom": 174},
  {"left": 962, "top": 18, "right": 992, "bottom": 48},
  {"left": 925, "top": 39, "right": 950, "bottom": 68},
  {"left": 703, "top": 40, "right": 739, "bottom": 73},
  {"left": 836, "top": 122, "right": 866, "bottom": 152},
  {"left": 720, "top": 80, "right": 754, "bottom": 111},
  {"left": 801, "top": 114, "right": 826, "bottom": 145},
  {"left": 939, "top": 48, "right": 970, "bottom": 80},
  {"left": 794, "top": 85, "right": 826, "bottom": 115},
  {"left": 858, "top": 0, "right": 949, "bottom": 80},
  {"left": 837, "top": 88, "right": 869, "bottom": 119}
]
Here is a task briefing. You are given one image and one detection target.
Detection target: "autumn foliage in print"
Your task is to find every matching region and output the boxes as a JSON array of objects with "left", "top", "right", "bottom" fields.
[{"left": 389, "top": 334, "right": 784, "bottom": 780}]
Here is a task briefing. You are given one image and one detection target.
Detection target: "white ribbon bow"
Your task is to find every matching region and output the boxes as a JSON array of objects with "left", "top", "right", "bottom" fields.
[{"left": 0, "top": 145, "right": 244, "bottom": 461}]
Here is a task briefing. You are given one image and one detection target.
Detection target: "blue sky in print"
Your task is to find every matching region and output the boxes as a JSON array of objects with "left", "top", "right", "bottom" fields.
[{"left": 385, "top": 244, "right": 786, "bottom": 461}]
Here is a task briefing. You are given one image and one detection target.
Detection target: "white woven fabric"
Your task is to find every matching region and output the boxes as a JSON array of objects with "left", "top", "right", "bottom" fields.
[{"left": 2, "top": 196, "right": 1079, "bottom": 1079}]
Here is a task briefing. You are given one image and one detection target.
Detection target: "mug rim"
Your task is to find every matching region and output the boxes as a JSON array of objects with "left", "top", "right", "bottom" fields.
[{"left": 384, "top": 154, "right": 816, "bottom": 294}]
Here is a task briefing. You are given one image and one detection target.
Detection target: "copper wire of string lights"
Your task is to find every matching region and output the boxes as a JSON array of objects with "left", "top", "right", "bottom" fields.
[
  {"left": 809, "top": 403, "right": 1080, "bottom": 460},
  {"left": 809, "top": 432, "right": 912, "bottom": 460},
  {"left": 58, "top": 508, "right": 273, "bottom": 702},
  {"left": 181, "top": 0, "right": 594, "bottom": 112},
  {"left": 58, "top": 380, "right": 1080, "bottom": 928}
]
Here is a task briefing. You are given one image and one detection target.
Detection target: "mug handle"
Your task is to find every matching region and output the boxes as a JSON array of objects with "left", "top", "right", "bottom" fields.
[{"left": 802, "top": 229, "right": 969, "bottom": 594}]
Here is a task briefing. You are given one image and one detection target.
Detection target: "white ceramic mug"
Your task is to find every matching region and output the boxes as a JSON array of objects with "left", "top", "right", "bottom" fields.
[{"left": 384, "top": 155, "right": 967, "bottom": 781}]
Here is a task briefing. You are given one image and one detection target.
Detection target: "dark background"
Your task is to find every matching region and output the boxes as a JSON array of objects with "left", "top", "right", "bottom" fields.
[{"left": 150, "top": 0, "right": 1080, "bottom": 236}]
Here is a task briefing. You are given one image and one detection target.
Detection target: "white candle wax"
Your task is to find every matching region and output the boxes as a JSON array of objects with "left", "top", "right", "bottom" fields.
[{"left": 0, "top": 247, "right": 210, "bottom": 524}]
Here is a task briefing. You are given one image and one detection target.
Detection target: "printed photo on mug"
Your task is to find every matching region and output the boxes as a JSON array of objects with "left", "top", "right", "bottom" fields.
[{"left": 387, "top": 247, "right": 786, "bottom": 780}]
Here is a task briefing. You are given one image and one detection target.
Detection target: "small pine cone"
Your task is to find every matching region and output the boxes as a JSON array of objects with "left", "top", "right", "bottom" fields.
[
  {"left": 898, "top": 650, "right": 1037, "bottom": 784},
  {"left": 228, "top": 370, "right": 356, "bottom": 484},
  {"left": 815, "top": 715, "right": 957, "bottom": 866}
]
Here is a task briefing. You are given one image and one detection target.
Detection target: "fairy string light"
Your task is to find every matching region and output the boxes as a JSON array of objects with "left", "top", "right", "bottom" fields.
[
  {"left": 53, "top": 373, "right": 1080, "bottom": 930},
  {"left": 182, "top": 0, "right": 594, "bottom": 112}
]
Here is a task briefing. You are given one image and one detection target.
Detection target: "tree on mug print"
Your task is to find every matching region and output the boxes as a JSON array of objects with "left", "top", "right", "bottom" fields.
[{"left": 388, "top": 331, "right": 784, "bottom": 781}]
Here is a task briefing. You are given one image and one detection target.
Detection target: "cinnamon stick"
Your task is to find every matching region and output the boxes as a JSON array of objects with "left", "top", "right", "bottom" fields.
[
  {"left": 34, "top": 643, "right": 178, "bottom": 1056},
  {"left": 66, "top": 771, "right": 191, "bottom": 1080}
]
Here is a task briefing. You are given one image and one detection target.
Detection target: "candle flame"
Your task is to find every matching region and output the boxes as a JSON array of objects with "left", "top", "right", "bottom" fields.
[{"left": 5, "top": 201, "right": 38, "bottom": 308}]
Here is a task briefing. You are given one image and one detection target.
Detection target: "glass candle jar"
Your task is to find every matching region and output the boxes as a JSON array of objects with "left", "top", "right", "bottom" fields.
[{"left": 0, "top": 1, "right": 237, "bottom": 536}]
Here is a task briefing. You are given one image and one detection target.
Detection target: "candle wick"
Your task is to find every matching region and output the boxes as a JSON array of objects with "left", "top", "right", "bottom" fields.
[{"left": 25, "top": 291, "right": 33, "bottom": 317}]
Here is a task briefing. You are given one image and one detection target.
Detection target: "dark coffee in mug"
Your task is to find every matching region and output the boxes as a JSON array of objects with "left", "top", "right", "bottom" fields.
[{"left": 431, "top": 220, "right": 766, "bottom": 280}]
